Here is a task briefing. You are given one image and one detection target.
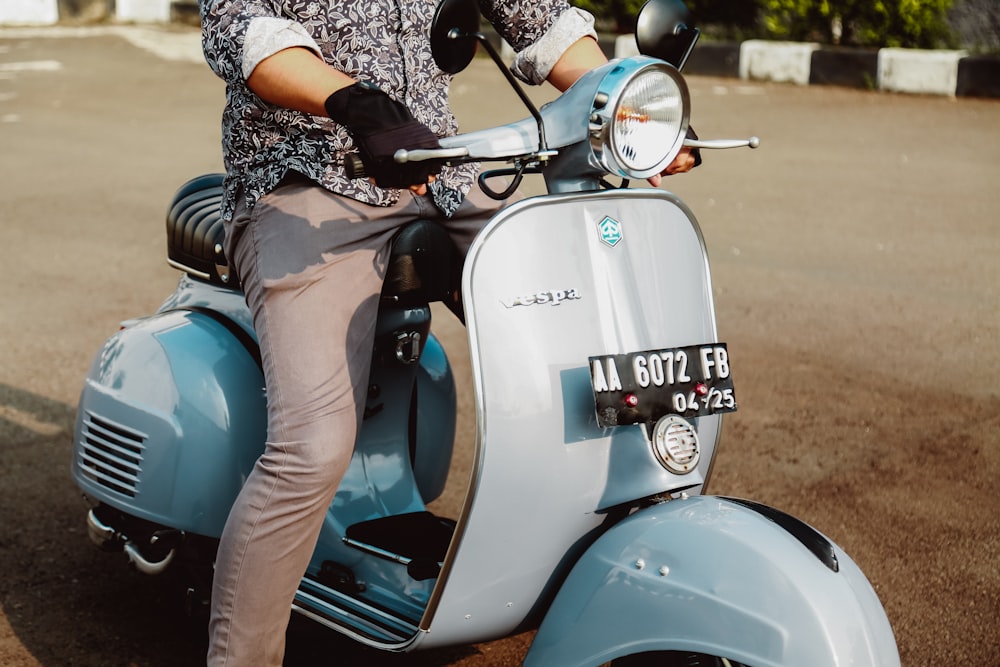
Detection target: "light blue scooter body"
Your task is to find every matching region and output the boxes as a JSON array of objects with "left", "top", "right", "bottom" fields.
[
  {"left": 416, "top": 188, "right": 897, "bottom": 663},
  {"left": 72, "top": 275, "right": 457, "bottom": 540},
  {"left": 72, "top": 281, "right": 265, "bottom": 536},
  {"left": 417, "top": 188, "right": 724, "bottom": 647},
  {"left": 72, "top": 183, "right": 898, "bottom": 663},
  {"left": 523, "top": 495, "right": 900, "bottom": 666}
]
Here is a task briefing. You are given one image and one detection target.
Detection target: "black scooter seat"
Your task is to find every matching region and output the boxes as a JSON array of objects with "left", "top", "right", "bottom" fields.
[
  {"left": 165, "top": 173, "right": 458, "bottom": 305},
  {"left": 166, "top": 173, "right": 231, "bottom": 287}
]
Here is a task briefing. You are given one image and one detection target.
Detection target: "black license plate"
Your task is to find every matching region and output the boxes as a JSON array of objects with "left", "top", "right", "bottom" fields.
[{"left": 589, "top": 343, "right": 737, "bottom": 427}]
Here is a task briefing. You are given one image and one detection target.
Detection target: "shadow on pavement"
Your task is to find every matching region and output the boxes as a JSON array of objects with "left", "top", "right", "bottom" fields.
[{"left": 0, "top": 382, "right": 503, "bottom": 666}]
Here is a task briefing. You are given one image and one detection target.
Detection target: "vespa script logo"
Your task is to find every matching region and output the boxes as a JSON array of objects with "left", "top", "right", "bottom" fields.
[{"left": 501, "top": 288, "right": 582, "bottom": 309}]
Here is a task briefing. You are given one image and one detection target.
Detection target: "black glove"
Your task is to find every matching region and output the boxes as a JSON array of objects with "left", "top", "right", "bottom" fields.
[{"left": 325, "top": 81, "right": 441, "bottom": 189}]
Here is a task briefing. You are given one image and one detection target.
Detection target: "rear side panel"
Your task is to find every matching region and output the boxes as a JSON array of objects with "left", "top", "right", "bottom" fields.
[
  {"left": 420, "top": 189, "right": 724, "bottom": 646},
  {"left": 72, "top": 309, "right": 266, "bottom": 537}
]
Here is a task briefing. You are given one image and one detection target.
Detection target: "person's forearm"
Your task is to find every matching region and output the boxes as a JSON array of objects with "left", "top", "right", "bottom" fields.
[
  {"left": 246, "top": 47, "right": 354, "bottom": 117},
  {"left": 546, "top": 36, "right": 607, "bottom": 92}
]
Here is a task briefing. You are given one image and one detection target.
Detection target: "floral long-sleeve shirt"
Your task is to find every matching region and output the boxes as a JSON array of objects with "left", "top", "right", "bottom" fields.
[{"left": 200, "top": 0, "right": 596, "bottom": 220}]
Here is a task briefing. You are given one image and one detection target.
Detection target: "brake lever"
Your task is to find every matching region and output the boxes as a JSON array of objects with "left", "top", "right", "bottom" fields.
[
  {"left": 684, "top": 136, "right": 760, "bottom": 150},
  {"left": 394, "top": 147, "right": 470, "bottom": 163}
]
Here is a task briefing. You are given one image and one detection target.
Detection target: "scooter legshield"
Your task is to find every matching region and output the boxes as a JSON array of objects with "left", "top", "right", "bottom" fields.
[
  {"left": 523, "top": 496, "right": 899, "bottom": 667},
  {"left": 72, "top": 308, "right": 266, "bottom": 537},
  {"left": 410, "top": 331, "right": 457, "bottom": 504}
]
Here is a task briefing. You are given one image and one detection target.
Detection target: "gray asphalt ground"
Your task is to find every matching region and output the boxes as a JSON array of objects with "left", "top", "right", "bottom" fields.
[{"left": 1, "top": 26, "right": 998, "bottom": 666}]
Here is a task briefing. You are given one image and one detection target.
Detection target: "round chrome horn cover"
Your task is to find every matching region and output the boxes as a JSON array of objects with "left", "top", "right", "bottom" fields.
[{"left": 651, "top": 415, "right": 700, "bottom": 474}]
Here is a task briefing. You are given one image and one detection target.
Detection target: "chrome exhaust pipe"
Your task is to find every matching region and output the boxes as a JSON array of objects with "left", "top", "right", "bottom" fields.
[
  {"left": 86, "top": 508, "right": 119, "bottom": 548},
  {"left": 124, "top": 539, "right": 176, "bottom": 575},
  {"left": 86, "top": 508, "right": 177, "bottom": 575}
]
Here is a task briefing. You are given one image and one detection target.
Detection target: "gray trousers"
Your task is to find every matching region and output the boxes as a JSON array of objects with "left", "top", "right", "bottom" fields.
[{"left": 206, "top": 178, "right": 500, "bottom": 666}]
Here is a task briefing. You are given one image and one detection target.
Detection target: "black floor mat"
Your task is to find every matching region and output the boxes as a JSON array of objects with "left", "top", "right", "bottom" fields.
[{"left": 345, "top": 511, "right": 456, "bottom": 563}]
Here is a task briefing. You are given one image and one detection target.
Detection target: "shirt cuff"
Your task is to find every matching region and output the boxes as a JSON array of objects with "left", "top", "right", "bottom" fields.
[
  {"left": 510, "top": 8, "right": 598, "bottom": 85},
  {"left": 242, "top": 17, "right": 323, "bottom": 81}
]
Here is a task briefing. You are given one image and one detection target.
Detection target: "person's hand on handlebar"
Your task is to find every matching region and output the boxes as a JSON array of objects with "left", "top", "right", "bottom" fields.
[
  {"left": 245, "top": 48, "right": 439, "bottom": 194},
  {"left": 648, "top": 127, "right": 702, "bottom": 185},
  {"left": 649, "top": 148, "right": 696, "bottom": 186},
  {"left": 325, "top": 82, "right": 442, "bottom": 193}
]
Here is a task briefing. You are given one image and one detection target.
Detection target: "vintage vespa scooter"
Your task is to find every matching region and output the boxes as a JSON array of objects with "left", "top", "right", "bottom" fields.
[{"left": 71, "top": 0, "right": 899, "bottom": 664}]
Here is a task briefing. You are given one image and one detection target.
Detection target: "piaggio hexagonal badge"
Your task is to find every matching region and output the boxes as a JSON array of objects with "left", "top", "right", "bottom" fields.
[{"left": 598, "top": 215, "right": 623, "bottom": 247}]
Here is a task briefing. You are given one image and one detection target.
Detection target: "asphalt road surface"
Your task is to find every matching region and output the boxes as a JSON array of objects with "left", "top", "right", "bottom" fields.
[{"left": 1, "top": 26, "right": 997, "bottom": 666}]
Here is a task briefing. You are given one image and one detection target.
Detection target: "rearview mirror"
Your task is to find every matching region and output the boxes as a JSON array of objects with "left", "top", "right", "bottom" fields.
[
  {"left": 431, "top": 0, "right": 481, "bottom": 74},
  {"left": 635, "top": 0, "right": 700, "bottom": 70}
]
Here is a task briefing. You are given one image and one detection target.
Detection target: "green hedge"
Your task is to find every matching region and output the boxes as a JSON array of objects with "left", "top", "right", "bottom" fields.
[{"left": 573, "top": 0, "right": 962, "bottom": 49}]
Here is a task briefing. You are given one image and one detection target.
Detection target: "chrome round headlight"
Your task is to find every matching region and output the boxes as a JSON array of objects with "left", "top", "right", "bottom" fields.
[{"left": 589, "top": 58, "right": 690, "bottom": 179}]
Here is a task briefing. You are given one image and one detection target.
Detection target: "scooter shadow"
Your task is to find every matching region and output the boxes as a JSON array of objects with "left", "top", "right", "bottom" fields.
[
  {"left": 284, "top": 614, "right": 527, "bottom": 666},
  {"left": 0, "top": 382, "right": 184, "bottom": 666},
  {"left": 0, "top": 382, "right": 516, "bottom": 666}
]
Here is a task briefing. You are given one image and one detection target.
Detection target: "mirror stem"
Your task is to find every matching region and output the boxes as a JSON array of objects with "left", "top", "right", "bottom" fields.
[{"left": 452, "top": 29, "right": 548, "bottom": 153}]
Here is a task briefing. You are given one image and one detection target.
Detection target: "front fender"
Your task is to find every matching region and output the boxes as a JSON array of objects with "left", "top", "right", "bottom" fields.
[{"left": 524, "top": 496, "right": 898, "bottom": 667}]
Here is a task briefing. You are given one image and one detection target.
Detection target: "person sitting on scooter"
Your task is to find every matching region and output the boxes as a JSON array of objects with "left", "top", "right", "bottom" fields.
[{"left": 199, "top": 1, "right": 699, "bottom": 664}]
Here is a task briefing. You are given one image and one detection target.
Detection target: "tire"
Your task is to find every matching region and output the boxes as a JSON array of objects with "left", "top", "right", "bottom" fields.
[{"left": 609, "top": 651, "right": 747, "bottom": 667}]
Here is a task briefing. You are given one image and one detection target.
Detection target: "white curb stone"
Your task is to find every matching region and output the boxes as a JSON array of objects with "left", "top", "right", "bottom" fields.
[
  {"left": 739, "top": 40, "right": 819, "bottom": 85},
  {"left": 0, "top": 0, "right": 58, "bottom": 26},
  {"left": 116, "top": 26, "right": 204, "bottom": 63},
  {"left": 615, "top": 34, "right": 639, "bottom": 59},
  {"left": 116, "top": 0, "right": 172, "bottom": 24},
  {"left": 878, "top": 48, "right": 966, "bottom": 96}
]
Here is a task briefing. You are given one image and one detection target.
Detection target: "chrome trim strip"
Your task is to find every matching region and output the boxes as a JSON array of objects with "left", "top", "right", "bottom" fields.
[
  {"left": 291, "top": 583, "right": 424, "bottom": 651},
  {"left": 167, "top": 258, "right": 211, "bottom": 280},
  {"left": 340, "top": 538, "right": 414, "bottom": 565}
]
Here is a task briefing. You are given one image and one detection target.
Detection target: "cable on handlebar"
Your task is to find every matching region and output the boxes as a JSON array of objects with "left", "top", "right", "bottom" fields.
[
  {"left": 599, "top": 177, "right": 630, "bottom": 190},
  {"left": 477, "top": 165, "right": 528, "bottom": 201}
]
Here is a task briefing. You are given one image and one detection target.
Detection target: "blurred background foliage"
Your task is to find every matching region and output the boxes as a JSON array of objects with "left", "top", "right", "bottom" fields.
[{"left": 572, "top": 0, "right": 1000, "bottom": 51}]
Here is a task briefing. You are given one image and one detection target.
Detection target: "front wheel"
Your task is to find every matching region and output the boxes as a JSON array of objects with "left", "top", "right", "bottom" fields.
[{"left": 609, "top": 652, "right": 749, "bottom": 667}]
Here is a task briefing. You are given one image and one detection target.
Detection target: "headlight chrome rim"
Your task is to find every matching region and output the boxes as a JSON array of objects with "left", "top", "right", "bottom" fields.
[{"left": 589, "top": 58, "right": 690, "bottom": 180}]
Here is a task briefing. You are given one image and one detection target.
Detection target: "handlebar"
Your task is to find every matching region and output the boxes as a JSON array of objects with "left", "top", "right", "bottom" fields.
[
  {"left": 344, "top": 154, "right": 366, "bottom": 180},
  {"left": 344, "top": 136, "right": 759, "bottom": 180},
  {"left": 342, "top": 147, "right": 472, "bottom": 180}
]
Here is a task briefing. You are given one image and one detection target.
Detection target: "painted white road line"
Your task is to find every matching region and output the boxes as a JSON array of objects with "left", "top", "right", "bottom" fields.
[
  {"left": 0, "top": 26, "right": 204, "bottom": 65},
  {"left": 0, "top": 59, "right": 63, "bottom": 72}
]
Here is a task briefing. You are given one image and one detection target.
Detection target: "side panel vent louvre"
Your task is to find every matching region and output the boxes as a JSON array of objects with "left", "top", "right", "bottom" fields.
[{"left": 77, "top": 412, "right": 147, "bottom": 498}]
